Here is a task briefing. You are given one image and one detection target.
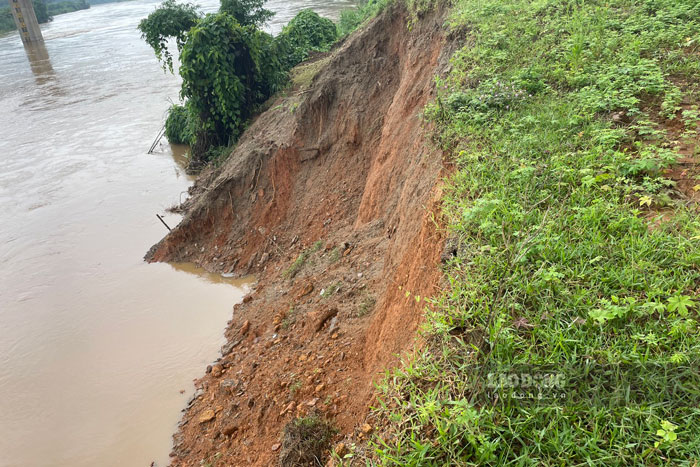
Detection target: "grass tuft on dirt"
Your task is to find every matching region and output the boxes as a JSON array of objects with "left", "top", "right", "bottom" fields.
[
  {"left": 373, "top": 0, "right": 700, "bottom": 464},
  {"left": 280, "top": 414, "right": 336, "bottom": 466}
]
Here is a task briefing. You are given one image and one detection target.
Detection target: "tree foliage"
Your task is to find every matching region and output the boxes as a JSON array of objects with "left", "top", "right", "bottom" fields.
[
  {"left": 32, "top": 0, "right": 51, "bottom": 24},
  {"left": 140, "top": 0, "right": 340, "bottom": 167},
  {"left": 219, "top": 0, "right": 273, "bottom": 28},
  {"left": 276, "top": 9, "right": 337, "bottom": 69},
  {"left": 179, "top": 12, "right": 284, "bottom": 154},
  {"left": 47, "top": 0, "right": 89, "bottom": 17},
  {"left": 137, "top": 0, "right": 201, "bottom": 72},
  {"left": 164, "top": 103, "right": 196, "bottom": 145}
]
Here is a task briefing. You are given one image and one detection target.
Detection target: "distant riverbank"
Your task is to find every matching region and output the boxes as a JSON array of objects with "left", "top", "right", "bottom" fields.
[{"left": 0, "top": 0, "right": 134, "bottom": 35}]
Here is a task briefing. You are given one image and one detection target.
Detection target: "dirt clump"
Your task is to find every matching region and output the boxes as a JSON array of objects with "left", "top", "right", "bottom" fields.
[{"left": 147, "top": 4, "right": 456, "bottom": 466}]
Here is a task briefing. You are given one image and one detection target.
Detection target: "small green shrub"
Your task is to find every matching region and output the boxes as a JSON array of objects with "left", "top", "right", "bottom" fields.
[
  {"left": 164, "top": 104, "right": 195, "bottom": 145},
  {"left": 276, "top": 9, "right": 337, "bottom": 69}
]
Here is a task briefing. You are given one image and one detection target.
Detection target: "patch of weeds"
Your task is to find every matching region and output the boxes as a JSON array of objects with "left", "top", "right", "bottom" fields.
[
  {"left": 320, "top": 281, "right": 342, "bottom": 298},
  {"left": 290, "top": 56, "right": 333, "bottom": 88},
  {"left": 288, "top": 379, "right": 302, "bottom": 397},
  {"left": 205, "top": 144, "right": 234, "bottom": 169},
  {"left": 283, "top": 251, "right": 310, "bottom": 279},
  {"left": 200, "top": 451, "right": 222, "bottom": 467},
  {"left": 279, "top": 414, "right": 336, "bottom": 466},
  {"left": 356, "top": 295, "right": 376, "bottom": 317},
  {"left": 283, "top": 241, "right": 323, "bottom": 279},
  {"left": 329, "top": 246, "right": 342, "bottom": 263},
  {"left": 281, "top": 306, "right": 298, "bottom": 330},
  {"left": 682, "top": 107, "right": 700, "bottom": 129}
]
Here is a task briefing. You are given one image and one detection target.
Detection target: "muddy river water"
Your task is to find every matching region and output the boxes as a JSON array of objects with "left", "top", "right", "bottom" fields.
[{"left": 0, "top": 0, "right": 353, "bottom": 465}]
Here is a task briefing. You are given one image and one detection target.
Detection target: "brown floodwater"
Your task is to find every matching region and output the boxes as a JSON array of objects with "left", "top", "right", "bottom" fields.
[{"left": 0, "top": 0, "right": 353, "bottom": 465}]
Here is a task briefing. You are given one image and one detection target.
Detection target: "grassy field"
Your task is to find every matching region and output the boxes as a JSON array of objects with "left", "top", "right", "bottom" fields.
[{"left": 367, "top": 0, "right": 700, "bottom": 464}]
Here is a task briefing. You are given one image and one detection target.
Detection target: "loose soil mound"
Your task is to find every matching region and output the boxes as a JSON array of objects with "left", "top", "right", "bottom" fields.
[{"left": 146, "top": 4, "right": 455, "bottom": 465}]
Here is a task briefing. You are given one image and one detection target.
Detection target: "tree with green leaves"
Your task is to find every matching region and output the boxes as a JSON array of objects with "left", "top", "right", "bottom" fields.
[
  {"left": 139, "top": 0, "right": 340, "bottom": 167},
  {"left": 179, "top": 12, "right": 284, "bottom": 157},
  {"left": 137, "top": 0, "right": 201, "bottom": 72},
  {"left": 32, "top": 0, "right": 51, "bottom": 24},
  {"left": 276, "top": 9, "right": 336, "bottom": 69},
  {"left": 219, "top": 0, "right": 273, "bottom": 28}
]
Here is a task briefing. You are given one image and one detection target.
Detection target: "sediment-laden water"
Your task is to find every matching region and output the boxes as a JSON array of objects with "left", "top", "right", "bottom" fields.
[{"left": 0, "top": 0, "right": 353, "bottom": 465}]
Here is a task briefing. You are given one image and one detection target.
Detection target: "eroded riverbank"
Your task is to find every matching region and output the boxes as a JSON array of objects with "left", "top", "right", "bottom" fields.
[{"left": 146, "top": 4, "right": 453, "bottom": 464}]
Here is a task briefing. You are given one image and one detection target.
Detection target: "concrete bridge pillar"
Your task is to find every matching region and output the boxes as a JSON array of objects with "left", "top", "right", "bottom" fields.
[{"left": 9, "top": 0, "right": 44, "bottom": 44}]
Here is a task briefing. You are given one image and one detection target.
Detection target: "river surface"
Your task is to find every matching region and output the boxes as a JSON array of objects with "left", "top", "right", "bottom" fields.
[{"left": 0, "top": 0, "right": 353, "bottom": 465}]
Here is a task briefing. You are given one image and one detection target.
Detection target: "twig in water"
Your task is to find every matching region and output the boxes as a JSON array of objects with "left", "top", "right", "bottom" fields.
[
  {"left": 147, "top": 125, "right": 166, "bottom": 154},
  {"left": 156, "top": 213, "right": 172, "bottom": 231}
]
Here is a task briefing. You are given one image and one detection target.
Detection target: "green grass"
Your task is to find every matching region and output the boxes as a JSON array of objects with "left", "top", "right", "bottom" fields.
[{"left": 372, "top": 0, "right": 700, "bottom": 465}]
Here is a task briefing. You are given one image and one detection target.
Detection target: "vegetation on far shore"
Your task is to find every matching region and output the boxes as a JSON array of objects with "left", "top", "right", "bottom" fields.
[
  {"left": 360, "top": 0, "right": 700, "bottom": 464},
  {"left": 0, "top": 0, "right": 95, "bottom": 35},
  {"left": 1, "top": 0, "right": 140, "bottom": 36}
]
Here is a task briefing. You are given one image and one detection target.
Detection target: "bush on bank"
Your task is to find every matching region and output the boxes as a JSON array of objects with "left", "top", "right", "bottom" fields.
[
  {"left": 275, "top": 9, "right": 337, "bottom": 69},
  {"left": 179, "top": 12, "right": 286, "bottom": 153},
  {"left": 164, "top": 104, "right": 195, "bottom": 145},
  {"left": 140, "top": 0, "right": 348, "bottom": 167}
]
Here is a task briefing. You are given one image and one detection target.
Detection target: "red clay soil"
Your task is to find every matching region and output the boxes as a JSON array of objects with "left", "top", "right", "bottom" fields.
[{"left": 146, "top": 5, "right": 456, "bottom": 466}]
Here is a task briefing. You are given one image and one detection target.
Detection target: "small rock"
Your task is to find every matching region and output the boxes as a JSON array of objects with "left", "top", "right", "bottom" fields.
[
  {"left": 315, "top": 383, "right": 325, "bottom": 393},
  {"left": 271, "top": 443, "right": 281, "bottom": 452},
  {"left": 306, "top": 398, "right": 319, "bottom": 407},
  {"left": 221, "top": 339, "right": 240, "bottom": 356},
  {"left": 222, "top": 424, "right": 238, "bottom": 437},
  {"left": 314, "top": 307, "right": 338, "bottom": 332},
  {"left": 211, "top": 364, "right": 223, "bottom": 378},
  {"left": 280, "top": 401, "right": 296, "bottom": 416},
  {"left": 243, "top": 295, "right": 253, "bottom": 304},
  {"left": 331, "top": 333, "right": 339, "bottom": 339},
  {"left": 240, "top": 320, "right": 250, "bottom": 336},
  {"left": 361, "top": 423, "right": 373, "bottom": 434},
  {"left": 297, "top": 281, "right": 314, "bottom": 299},
  {"left": 334, "top": 442, "right": 348, "bottom": 457},
  {"left": 328, "top": 316, "right": 339, "bottom": 334},
  {"left": 206, "top": 365, "right": 213, "bottom": 374},
  {"left": 219, "top": 379, "right": 239, "bottom": 395},
  {"left": 198, "top": 409, "right": 215, "bottom": 423}
]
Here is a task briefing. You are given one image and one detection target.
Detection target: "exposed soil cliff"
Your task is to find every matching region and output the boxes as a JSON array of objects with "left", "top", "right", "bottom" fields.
[{"left": 146, "top": 4, "right": 455, "bottom": 465}]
